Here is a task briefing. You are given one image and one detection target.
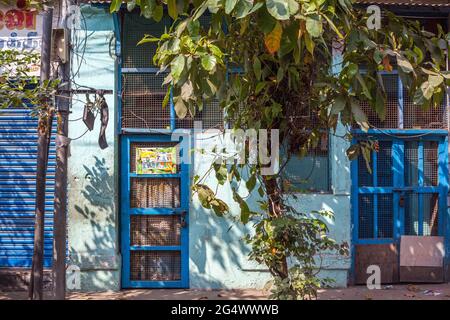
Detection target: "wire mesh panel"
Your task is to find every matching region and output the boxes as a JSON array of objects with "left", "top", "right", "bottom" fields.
[
  {"left": 377, "top": 194, "right": 393, "bottom": 238},
  {"left": 403, "top": 93, "right": 447, "bottom": 129},
  {"left": 131, "top": 215, "right": 181, "bottom": 246},
  {"left": 359, "top": 194, "right": 374, "bottom": 239},
  {"left": 130, "top": 178, "right": 181, "bottom": 208},
  {"left": 358, "top": 74, "right": 399, "bottom": 129},
  {"left": 176, "top": 99, "right": 224, "bottom": 130},
  {"left": 130, "top": 141, "right": 180, "bottom": 173},
  {"left": 404, "top": 141, "right": 419, "bottom": 186},
  {"left": 423, "top": 141, "right": 438, "bottom": 186},
  {"left": 404, "top": 192, "right": 419, "bottom": 236},
  {"left": 422, "top": 193, "right": 439, "bottom": 236},
  {"left": 377, "top": 141, "right": 393, "bottom": 187},
  {"left": 121, "top": 73, "right": 171, "bottom": 129},
  {"left": 130, "top": 250, "right": 181, "bottom": 281},
  {"left": 358, "top": 151, "right": 373, "bottom": 187},
  {"left": 122, "top": 13, "right": 171, "bottom": 68}
]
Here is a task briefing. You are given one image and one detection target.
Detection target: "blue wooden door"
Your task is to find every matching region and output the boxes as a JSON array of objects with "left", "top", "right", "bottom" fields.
[
  {"left": 352, "top": 133, "right": 448, "bottom": 245},
  {"left": 121, "top": 135, "right": 189, "bottom": 288}
]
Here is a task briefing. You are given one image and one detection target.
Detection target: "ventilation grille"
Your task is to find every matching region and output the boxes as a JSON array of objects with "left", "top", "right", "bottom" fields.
[
  {"left": 130, "top": 250, "right": 181, "bottom": 281},
  {"left": 131, "top": 215, "right": 181, "bottom": 246},
  {"left": 130, "top": 178, "right": 180, "bottom": 208}
]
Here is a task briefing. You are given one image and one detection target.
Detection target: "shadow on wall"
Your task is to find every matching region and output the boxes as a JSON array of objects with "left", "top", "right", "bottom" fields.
[
  {"left": 70, "top": 156, "right": 118, "bottom": 291},
  {"left": 189, "top": 178, "right": 270, "bottom": 289}
]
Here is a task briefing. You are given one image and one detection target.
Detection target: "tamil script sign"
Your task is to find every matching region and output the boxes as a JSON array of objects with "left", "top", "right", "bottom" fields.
[{"left": 0, "top": 1, "right": 43, "bottom": 75}]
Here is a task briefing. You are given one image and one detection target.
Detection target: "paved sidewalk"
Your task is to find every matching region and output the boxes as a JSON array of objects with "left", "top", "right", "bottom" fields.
[{"left": 1, "top": 283, "right": 450, "bottom": 300}]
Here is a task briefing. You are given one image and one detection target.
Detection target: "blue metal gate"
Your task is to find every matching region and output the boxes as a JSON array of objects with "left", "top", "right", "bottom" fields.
[
  {"left": 120, "top": 135, "right": 190, "bottom": 288},
  {"left": 0, "top": 107, "right": 55, "bottom": 267},
  {"left": 352, "top": 132, "right": 448, "bottom": 245}
]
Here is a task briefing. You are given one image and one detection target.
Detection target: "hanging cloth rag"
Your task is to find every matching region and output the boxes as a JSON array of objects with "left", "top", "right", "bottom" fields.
[{"left": 98, "top": 93, "right": 109, "bottom": 150}]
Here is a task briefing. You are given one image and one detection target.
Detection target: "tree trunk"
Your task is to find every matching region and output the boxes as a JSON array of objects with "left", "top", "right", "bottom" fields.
[
  {"left": 262, "top": 175, "right": 289, "bottom": 279},
  {"left": 29, "top": 110, "right": 54, "bottom": 300}
]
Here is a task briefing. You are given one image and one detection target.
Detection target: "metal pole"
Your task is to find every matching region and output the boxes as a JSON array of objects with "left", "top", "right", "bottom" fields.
[
  {"left": 29, "top": 5, "right": 54, "bottom": 300},
  {"left": 53, "top": 0, "right": 73, "bottom": 300}
]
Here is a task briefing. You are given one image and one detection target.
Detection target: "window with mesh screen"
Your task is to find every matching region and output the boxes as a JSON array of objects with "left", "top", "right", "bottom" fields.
[
  {"left": 356, "top": 71, "right": 447, "bottom": 130},
  {"left": 121, "top": 12, "right": 224, "bottom": 131},
  {"left": 281, "top": 133, "right": 330, "bottom": 193}
]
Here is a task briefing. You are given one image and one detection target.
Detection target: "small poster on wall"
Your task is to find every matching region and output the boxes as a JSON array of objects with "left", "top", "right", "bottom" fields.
[{"left": 136, "top": 147, "right": 177, "bottom": 174}]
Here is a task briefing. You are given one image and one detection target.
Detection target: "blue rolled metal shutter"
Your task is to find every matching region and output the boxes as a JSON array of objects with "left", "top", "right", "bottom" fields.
[{"left": 0, "top": 107, "right": 55, "bottom": 267}]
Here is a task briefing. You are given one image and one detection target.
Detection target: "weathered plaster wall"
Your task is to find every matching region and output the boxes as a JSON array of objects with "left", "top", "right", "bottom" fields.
[
  {"left": 189, "top": 131, "right": 272, "bottom": 289},
  {"left": 66, "top": 6, "right": 352, "bottom": 291},
  {"left": 67, "top": 6, "right": 119, "bottom": 291},
  {"left": 189, "top": 123, "right": 351, "bottom": 289},
  {"left": 287, "top": 123, "right": 352, "bottom": 287}
]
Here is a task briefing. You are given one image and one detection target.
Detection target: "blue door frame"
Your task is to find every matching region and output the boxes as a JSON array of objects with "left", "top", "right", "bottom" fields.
[
  {"left": 120, "top": 134, "right": 190, "bottom": 288},
  {"left": 351, "top": 129, "right": 450, "bottom": 275}
]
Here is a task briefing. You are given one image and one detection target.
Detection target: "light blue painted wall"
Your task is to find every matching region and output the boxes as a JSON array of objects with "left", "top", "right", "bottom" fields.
[
  {"left": 67, "top": 5, "right": 352, "bottom": 291},
  {"left": 67, "top": 5, "right": 120, "bottom": 292}
]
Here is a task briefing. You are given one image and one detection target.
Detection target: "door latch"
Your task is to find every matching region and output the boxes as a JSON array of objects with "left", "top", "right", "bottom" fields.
[
  {"left": 180, "top": 211, "right": 188, "bottom": 228},
  {"left": 399, "top": 195, "right": 405, "bottom": 207}
]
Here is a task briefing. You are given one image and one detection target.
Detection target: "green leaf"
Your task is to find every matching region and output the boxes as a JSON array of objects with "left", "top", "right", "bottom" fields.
[
  {"left": 255, "top": 81, "right": 266, "bottom": 94},
  {"left": 253, "top": 56, "right": 262, "bottom": 80},
  {"left": 246, "top": 174, "right": 257, "bottom": 192},
  {"left": 215, "top": 165, "right": 228, "bottom": 185},
  {"left": 201, "top": 55, "right": 217, "bottom": 71},
  {"left": 174, "top": 96, "right": 188, "bottom": 118},
  {"left": 234, "top": 0, "right": 254, "bottom": 19},
  {"left": 171, "top": 55, "right": 186, "bottom": 83},
  {"left": 152, "top": 4, "right": 164, "bottom": 22},
  {"left": 287, "top": 0, "right": 299, "bottom": 14},
  {"left": 351, "top": 99, "right": 369, "bottom": 131},
  {"left": 304, "top": 33, "right": 314, "bottom": 55},
  {"left": 346, "top": 144, "right": 360, "bottom": 161},
  {"left": 306, "top": 15, "right": 322, "bottom": 38},
  {"left": 429, "top": 74, "right": 444, "bottom": 88},
  {"left": 225, "top": 0, "right": 239, "bottom": 14},
  {"left": 162, "top": 87, "right": 171, "bottom": 108},
  {"left": 396, "top": 54, "right": 414, "bottom": 74},
  {"left": 232, "top": 189, "right": 251, "bottom": 224},
  {"left": 374, "top": 88, "right": 386, "bottom": 121},
  {"left": 257, "top": 7, "right": 276, "bottom": 34},
  {"left": 331, "top": 96, "right": 346, "bottom": 115},
  {"left": 168, "top": 0, "right": 178, "bottom": 19},
  {"left": 110, "top": 0, "right": 122, "bottom": 13},
  {"left": 266, "top": 0, "right": 290, "bottom": 20},
  {"left": 322, "top": 13, "right": 344, "bottom": 39},
  {"left": 420, "top": 80, "right": 435, "bottom": 100}
]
